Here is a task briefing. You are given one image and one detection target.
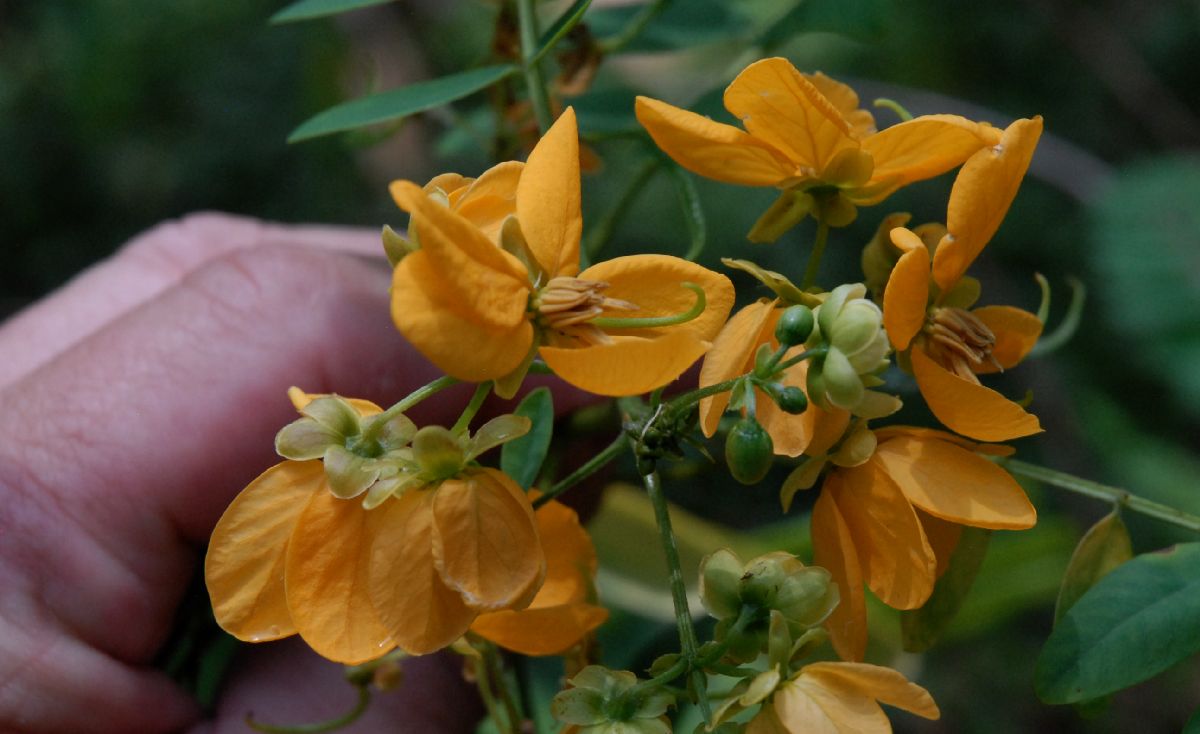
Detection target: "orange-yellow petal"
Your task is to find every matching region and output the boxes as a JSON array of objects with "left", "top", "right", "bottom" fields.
[
  {"left": 284, "top": 488, "right": 394, "bottom": 664},
  {"left": 882, "top": 228, "right": 931, "bottom": 351},
  {"left": 635, "top": 96, "right": 792, "bottom": 187},
  {"left": 806, "top": 72, "right": 876, "bottom": 139},
  {"left": 932, "top": 117, "right": 1043, "bottom": 292},
  {"left": 723, "top": 57, "right": 856, "bottom": 173},
  {"left": 206, "top": 461, "right": 322, "bottom": 642},
  {"left": 455, "top": 162, "right": 523, "bottom": 243},
  {"left": 912, "top": 347, "right": 1042, "bottom": 442},
  {"left": 856, "top": 114, "right": 996, "bottom": 205},
  {"left": 540, "top": 330, "right": 710, "bottom": 397},
  {"left": 528, "top": 498, "right": 597, "bottom": 608},
  {"left": 392, "top": 251, "right": 535, "bottom": 382},
  {"left": 798, "top": 662, "right": 940, "bottom": 721},
  {"left": 581, "top": 254, "right": 735, "bottom": 345},
  {"left": 699, "top": 300, "right": 777, "bottom": 437},
  {"left": 832, "top": 464, "right": 935, "bottom": 610},
  {"left": 760, "top": 358, "right": 850, "bottom": 457},
  {"left": 518, "top": 109, "right": 582, "bottom": 278},
  {"left": 470, "top": 603, "right": 609, "bottom": 656},
  {"left": 368, "top": 489, "right": 475, "bottom": 655},
  {"left": 287, "top": 387, "right": 381, "bottom": 416},
  {"left": 918, "top": 510, "right": 963, "bottom": 579},
  {"left": 874, "top": 435, "right": 1036, "bottom": 529},
  {"left": 972, "top": 305, "right": 1042, "bottom": 373},
  {"left": 771, "top": 680, "right": 841, "bottom": 734},
  {"left": 431, "top": 468, "right": 545, "bottom": 611},
  {"left": 812, "top": 485, "right": 866, "bottom": 662},
  {"left": 872, "top": 425, "right": 1014, "bottom": 457},
  {"left": 390, "top": 179, "right": 530, "bottom": 327}
]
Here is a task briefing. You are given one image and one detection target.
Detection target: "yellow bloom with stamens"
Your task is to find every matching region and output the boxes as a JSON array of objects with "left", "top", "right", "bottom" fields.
[
  {"left": 635, "top": 58, "right": 1000, "bottom": 234},
  {"left": 810, "top": 426, "right": 1034, "bottom": 661},
  {"left": 746, "top": 662, "right": 939, "bottom": 734},
  {"left": 883, "top": 117, "right": 1045, "bottom": 442},
  {"left": 205, "top": 390, "right": 546, "bottom": 663},
  {"left": 470, "top": 496, "right": 608, "bottom": 655},
  {"left": 389, "top": 108, "right": 734, "bottom": 397}
]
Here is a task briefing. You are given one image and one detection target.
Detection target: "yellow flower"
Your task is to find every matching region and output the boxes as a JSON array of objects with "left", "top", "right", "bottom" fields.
[
  {"left": 470, "top": 496, "right": 609, "bottom": 656},
  {"left": 635, "top": 58, "right": 999, "bottom": 231},
  {"left": 389, "top": 108, "right": 735, "bottom": 397},
  {"left": 882, "top": 117, "right": 1045, "bottom": 442},
  {"left": 810, "top": 426, "right": 1035, "bottom": 661},
  {"left": 747, "top": 662, "right": 939, "bottom": 734},
  {"left": 205, "top": 390, "right": 546, "bottom": 663}
]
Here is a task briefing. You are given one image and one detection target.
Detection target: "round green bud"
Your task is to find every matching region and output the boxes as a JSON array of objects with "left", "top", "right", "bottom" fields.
[
  {"left": 772, "top": 385, "right": 808, "bottom": 414},
  {"left": 725, "top": 417, "right": 774, "bottom": 485},
  {"left": 774, "top": 305, "right": 815, "bottom": 347}
]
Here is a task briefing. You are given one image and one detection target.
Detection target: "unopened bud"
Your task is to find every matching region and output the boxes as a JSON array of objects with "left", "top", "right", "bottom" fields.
[
  {"left": 725, "top": 417, "right": 774, "bottom": 485},
  {"left": 774, "top": 305, "right": 815, "bottom": 346}
]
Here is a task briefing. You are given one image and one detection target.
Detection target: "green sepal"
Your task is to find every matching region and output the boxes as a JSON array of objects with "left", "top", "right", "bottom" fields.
[{"left": 721, "top": 259, "right": 821, "bottom": 307}]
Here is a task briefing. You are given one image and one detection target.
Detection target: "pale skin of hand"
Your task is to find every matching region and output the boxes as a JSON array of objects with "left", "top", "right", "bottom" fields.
[{"left": 0, "top": 213, "right": 587, "bottom": 733}]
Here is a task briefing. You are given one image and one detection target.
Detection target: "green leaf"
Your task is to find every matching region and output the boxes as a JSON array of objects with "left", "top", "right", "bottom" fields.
[
  {"left": 901, "top": 527, "right": 991, "bottom": 652},
  {"left": 530, "top": 0, "right": 594, "bottom": 66},
  {"left": 500, "top": 388, "right": 554, "bottom": 490},
  {"left": 271, "top": 0, "right": 395, "bottom": 24},
  {"left": 1035, "top": 542, "right": 1200, "bottom": 704},
  {"left": 288, "top": 64, "right": 518, "bottom": 142},
  {"left": 587, "top": 0, "right": 746, "bottom": 52},
  {"left": 1053, "top": 508, "right": 1133, "bottom": 625}
]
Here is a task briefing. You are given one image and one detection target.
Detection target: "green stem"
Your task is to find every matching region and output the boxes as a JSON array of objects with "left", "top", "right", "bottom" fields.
[
  {"left": 516, "top": 0, "right": 553, "bottom": 135},
  {"left": 775, "top": 347, "right": 824, "bottom": 373},
  {"left": 1004, "top": 458, "right": 1200, "bottom": 533},
  {"left": 484, "top": 643, "right": 523, "bottom": 734},
  {"left": 472, "top": 653, "right": 511, "bottom": 734},
  {"left": 452, "top": 382, "right": 493, "bottom": 435},
  {"left": 246, "top": 686, "right": 370, "bottom": 733},
  {"left": 872, "top": 98, "right": 914, "bottom": 122},
  {"left": 533, "top": 434, "right": 625, "bottom": 508},
  {"left": 361, "top": 375, "right": 460, "bottom": 443},
  {"left": 583, "top": 158, "right": 660, "bottom": 263},
  {"left": 598, "top": 0, "right": 674, "bottom": 54},
  {"left": 801, "top": 219, "right": 830, "bottom": 290},
  {"left": 664, "top": 376, "right": 744, "bottom": 416},
  {"left": 641, "top": 469, "right": 711, "bottom": 721}
]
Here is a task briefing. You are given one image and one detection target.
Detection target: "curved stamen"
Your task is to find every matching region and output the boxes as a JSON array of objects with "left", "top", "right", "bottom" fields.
[{"left": 590, "top": 282, "right": 707, "bottom": 330}]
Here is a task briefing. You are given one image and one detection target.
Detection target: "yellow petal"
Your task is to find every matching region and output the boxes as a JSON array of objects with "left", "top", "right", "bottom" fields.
[
  {"left": 918, "top": 510, "right": 962, "bottom": 579},
  {"left": 812, "top": 486, "right": 866, "bottom": 662},
  {"left": 874, "top": 435, "right": 1036, "bottom": 529},
  {"left": 580, "top": 254, "right": 736, "bottom": 344},
  {"left": 882, "top": 228, "right": 931, "bottom": 351},
  {"left": 431, "top": 469, "right": 545, "bottom": 611},
  {"left": 284, "top": 487, "right": 394, "bottom": 664},
  {"left": 972, "top": 305, "right": 1042, "bottom": 373},
  {"left": 912, "top": 347, "right": 1042, "bottom": 441},
  {"left": 206, "top": 461, "right": 322, "bottom": 642},
  {"left": 748, "top": 704, "right": 801, "bottom": 734},
  {"left": 390, "top": 179, "right": 530, "bottom": 326},
  {"left": 368, "top": 489, "right": 475, "bottom": 655},
  {"left": 699, "top": 300, "right": 777, "bottom": 437},
  {"left": 771, "top": 681, "right": 841, "bottom": 734},
  {"left": 832, "top": 464, "right": 936, "bottom": 610},
  {"left": 423, "top": 172, "right": 471, "bottom": 198},
  {"left": 873, "top": 425, "right": 1014, "bottom": 457},
  {"left": 635, "top": 95, "right": 792, "bottom": 186},
  {"left": 806, "top": 72, "right": 876, "bottom": 139},
  {"left": 760, "top": 358, "right": 850, "bottom": 457},
  {"left": 857, "top": 114, "right": 996, "bottom": 205},
  {"left": 287, "top": 387, "right": 381, "bottom": 416},
  {"left": 932, "top": 117, "right": 1043, "bottom": 292},
  {"left": 540, "top": 330, "right": 710, "bottom": 397},
  {"left": 723, "top": 57, "right": 856, "bottom": 173},
  {"left": 470, "top": 603, "right": 608, "bottom": 656},
  {"left": 392, "top": 251, "right": 535, "bottom": 381},
  {"left": 456, "top": 162, "right": 522, "bottom": 244},
  {"left": 529, "top": 499, "right": 598, "bottom": 608},
  {"left": 800, "top": 662, "right": 940, "bottom": 720},
  {"left": 518, "top": 109, "right": 582, "bottom": 278}
]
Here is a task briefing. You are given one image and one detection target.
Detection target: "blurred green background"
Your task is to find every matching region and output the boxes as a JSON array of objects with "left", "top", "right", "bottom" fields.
[{"left": 3, "top": 0, "right": 1199, "bottom": 731}]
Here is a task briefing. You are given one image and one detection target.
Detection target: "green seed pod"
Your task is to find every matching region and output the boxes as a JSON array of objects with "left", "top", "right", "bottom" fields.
[
  {"left": 773, "top": 385, "right": 808, "bottom": 414},
  {"left": 774, "top": 305, "right": 815, "bottom": 346},
  {"left": 725, "top": 417, "right": 774, "bottom": 485}
]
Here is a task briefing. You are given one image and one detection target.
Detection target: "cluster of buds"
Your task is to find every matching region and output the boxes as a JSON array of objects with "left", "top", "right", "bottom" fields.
[
  {"left": 551, "top": 666, "right": 674, "bottom": 734},
  {"left": 804, "top": 283, "right": 891, "bottom": 412}
]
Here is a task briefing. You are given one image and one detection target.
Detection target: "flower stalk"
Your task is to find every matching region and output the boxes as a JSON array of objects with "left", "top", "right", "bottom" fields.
[{"left": 516, "top": 0, "right": 553, "bottom": 135}]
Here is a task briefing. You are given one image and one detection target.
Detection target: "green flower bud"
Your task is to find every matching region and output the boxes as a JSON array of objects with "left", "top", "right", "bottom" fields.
[
  {"left": 725, "top": 417, "right": 774, "bottom": 485},
  {"left": 821, "top": 347, "right": 865, "bottom": 410},
  {"left": 770, "top": 384, "right": 808, "bottom": 414},
  {"left": 774, "top": 304, "right": 815, "bottom": 346},
  {"left": 699, "top": 549, "right": 744, "bottom": 619}
]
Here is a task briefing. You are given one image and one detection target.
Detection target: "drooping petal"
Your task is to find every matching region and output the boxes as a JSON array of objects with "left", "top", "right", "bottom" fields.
[
  {"left": 882, "top": 228, "right": 931, "bottom": 351},
  {"left": 431, "top": 469, "right": 545, "bottom": 611},
  {"left": 800, "top": 662, "right": 940, "bottom": 721},
  {"left": 811, "top": 485, "right": 866, "bottom": 662},
  {"left": 517, "top": 109, "right": 582, "bottom": 278},
  {"left": 874, "top": 435, "right": 1036, "bottom": 529},
  {"left": 932, "top": 117, "right": 1043, "bottom": 292},
  {"left": 806, "top": 72, "right": 876, "bottom": 138},
  {"left": 392, "top": 251, "right": 535, "bottom": 381},
  {"left": 390, "top": 180, "right": 530, "bottom": 327},
  {"left": 528, "top": 499, "right": 598, "bottom": 608},
  {"left": 470, "top": 603, "right": 609, "bottom": 656},
  {"left": 284, "top": 488, "right": 394, "bottom": 664},
  {"left": 581, "top": 254, "right": 735, "bottom": 344},
  {"left": 749, "top": 705, "right": 810, "bottom": 734},
  {"left": 771, "top": 681, "right": 841, "bottom": 734},
  {"left": 917, "top": 510, "right": 963, "bottom": 579},
  {"left": 723, "top": 57, "right": 856, "bottom": 173},
  {"left": 206, "top": 461, "right": 323, "bottom": 642},
  {"left": 873, "top": 425, "right": 1014, "bottom": 457},
  {"left": 972, "top": 305, "right": 1042, "bottom": 373},
  {"left": 699, "top": 300, "right": 777, "bottom": 437},
  {"left": 540, "top": 330, "right": 711, "bottom": 397},
  {"left": 786, "top": 673, "right": 890, "bottom": 733},
  {"left": 856, "top": 115, "right": 996, "bottom": 205},
  {"left": 635, "top": 96, "right": 792, "bottom": 186},
  {"left": 911, "top": 347, "right": 1042, "bottom": 441},
  {"left": 369, "top": 489, "right": 475, "bottom": 655}
]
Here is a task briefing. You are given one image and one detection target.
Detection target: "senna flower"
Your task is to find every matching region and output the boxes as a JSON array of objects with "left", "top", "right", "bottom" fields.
[
  {"left": 205, "top": 390, "right": 545, "bottom": 663},
  {"left": 883, "top": 117, "right": 1045, "bottom": 442},
  {"left": 470, "top": 496, "right": 609, "bottom": 656},
  {"left": 810, "top": 426, "right": 1035, "bottom": 661},
  {"left": 389, "top": 108, "right": 734, "bottom": 397},
  {"left": 635, "top": 57, "right": 1000, "bottom": 235}
]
